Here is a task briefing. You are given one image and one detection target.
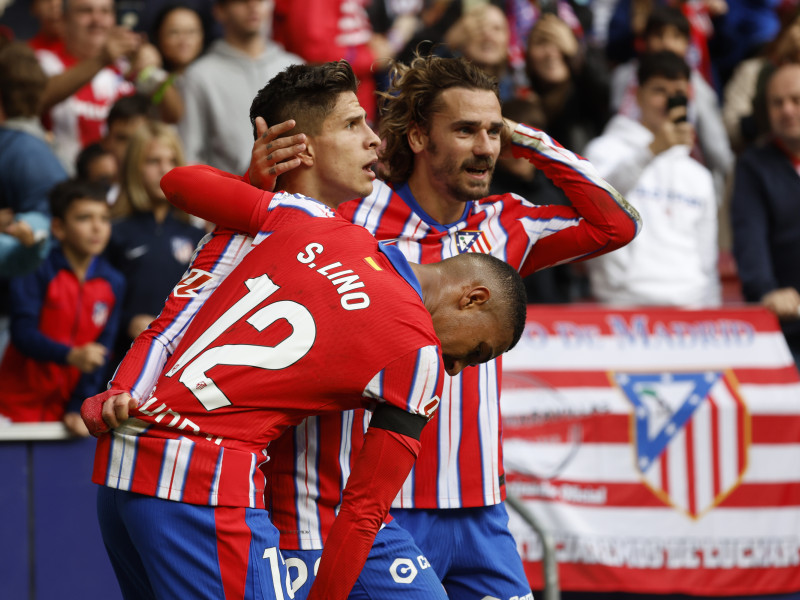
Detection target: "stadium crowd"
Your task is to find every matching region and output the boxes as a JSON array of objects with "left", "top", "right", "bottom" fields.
[{"left": 0, "top": 0, "right": 798, "bottom": 596}]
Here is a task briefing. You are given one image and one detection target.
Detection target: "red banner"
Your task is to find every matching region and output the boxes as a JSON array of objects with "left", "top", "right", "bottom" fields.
[{"left": 502, "top": 305, "right": 800, "bottom": 596}]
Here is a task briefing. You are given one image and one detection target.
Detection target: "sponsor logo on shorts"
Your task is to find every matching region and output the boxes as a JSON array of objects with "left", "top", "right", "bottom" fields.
[{"left": 389, "top": 555, "right": 431, "bottom": 584}]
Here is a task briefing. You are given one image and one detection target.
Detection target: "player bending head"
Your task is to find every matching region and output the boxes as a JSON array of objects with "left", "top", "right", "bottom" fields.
[{"left": 424, "top": 252, "right": 528, "bottom": 375}]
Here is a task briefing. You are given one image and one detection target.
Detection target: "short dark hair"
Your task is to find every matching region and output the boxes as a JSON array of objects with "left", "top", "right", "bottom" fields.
[
  {"left": 0, "top": 39, "right": 47, "bottom": 118},
  {"left": 644, "top": 5, "right": 690, "bottom": 40},
  {"left": 449, "top": 252, "right": 528, "bottom": 351},
  {"left": 249, "top": 61, "right": 359, "bottom": 140},
  {"left": 107, "top": 93, "right": 153, "bottom": 128},
  {"left": 637, "top": 50, "right": 690, "bottom": 86},
  {"left": 75, "top": 142, "right": 113, "bottom": 181},
  {"left": 49, "top": 179, "right": 109, "bottom": 220}
]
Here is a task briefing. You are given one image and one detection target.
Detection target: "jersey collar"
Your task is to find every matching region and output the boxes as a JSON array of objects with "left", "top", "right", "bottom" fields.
[
  {"left": 394, "top": 182, "right": 470, "bottom": 233},
  {"left": 377, "top": 240, "right": 423, "bottom": 301}
]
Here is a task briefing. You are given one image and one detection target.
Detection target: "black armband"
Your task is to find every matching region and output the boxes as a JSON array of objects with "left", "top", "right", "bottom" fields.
[{"left": 370, "top": 403, "right": 428, "bottom": 440}]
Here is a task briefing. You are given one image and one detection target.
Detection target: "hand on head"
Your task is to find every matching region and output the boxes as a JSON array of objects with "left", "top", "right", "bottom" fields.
[{"left": 248, "top": 117, "right": 307, "bottom": 191}]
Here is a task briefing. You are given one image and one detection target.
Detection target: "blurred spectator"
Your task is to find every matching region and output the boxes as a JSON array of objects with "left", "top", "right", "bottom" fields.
[
  {"left": 101, "top": 93, "right": 152, "bottom": 178},
  {"left": 504, "top": 0, "right": 587, "bottom": 76},
  {"left": 445, "top": 3, "right": 518, "bottom": 101},
  {"left": 28, "top": 0, "right": 64, "bottom": 53},
  {"left": 610, "top": 5, "right": 733, "bottom": 201},
  {"left": 273, "top": 0, "right": 384, "bottom": 122},
  {"left": 710, "top": 0, "right": 781, "bottom": 89},
  {"left": 606, "top": 0, "right": 728, "bottom": 83},
  {"left": 34, "top": 0, "right": 141, "bottom": 173},
  {"left": 105, "top": 121, "right": 204, "bottom": 372},
  {"left": 152, "top": 4, "right": 207, "bottom": 75},
  {"left": 0, "top": 179, "right": 123, "bottom": 436},
  {"left": 584, "top": 51, "right": 720, "bottom": 307},
  {"left": 489, "top": 96, "right": 581, "bottom": 303},
  {"left": 0, "top": 39, "right": 65, "bottom": 281},
  {"left": 140, "top": 4, "right": 209, "bottom": 124},
  {"left": 524, "top": 13, "right": 611, "bottom": 153},
  {"left": 76, "top": 142, "right": 117, "bottom": 187},
  {"left": 731, "top": 62, "right": 800, "bottom": 366},
  {"left": 723, "top": 8, "right": 800, "bottom": 152},
  {"left": 178, "top": 0, "right": 302, "bottom": 174}
]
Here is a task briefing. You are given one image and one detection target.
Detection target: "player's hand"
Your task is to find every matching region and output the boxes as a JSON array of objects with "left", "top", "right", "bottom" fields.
[
  {"left": 67, "top": 342, "right": 107, "bottom": 373},
  {"left": 63, "top": 411, "right": 91, "bottom": 437},
  {"left": 762, "top": 287, "right": 800, "bottom": 320},
  {"left": 80, "top": 389, "right": 136, "bottom": 436},
  {"left": 248, "top": 117, "right": 306, "bottom": 191},
  {"left": 499, "top": 117, "right": 519, "bottom": 159}
]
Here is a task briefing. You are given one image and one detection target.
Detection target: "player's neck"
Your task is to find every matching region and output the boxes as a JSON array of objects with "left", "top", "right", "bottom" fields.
[
  {"left": 406, "top": 172, "right": 464, "bottom": 225},
  {"left": 285, "top": 171, "right": 345, "bottom": 210}
]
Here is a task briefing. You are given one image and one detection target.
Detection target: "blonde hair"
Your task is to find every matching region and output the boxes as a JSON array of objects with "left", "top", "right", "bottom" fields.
[{"left": 114, "top": 120, "right": 187, "bottom": 219}]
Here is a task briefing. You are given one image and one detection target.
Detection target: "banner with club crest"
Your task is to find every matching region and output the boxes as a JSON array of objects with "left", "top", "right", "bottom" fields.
[{"left": 501, "top": 305, "right": 800, "bottom": 595}]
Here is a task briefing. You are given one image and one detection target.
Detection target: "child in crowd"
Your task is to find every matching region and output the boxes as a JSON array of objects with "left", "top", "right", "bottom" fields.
[{"left": 0, "top": 180, "right": 124, "bottom": 435}]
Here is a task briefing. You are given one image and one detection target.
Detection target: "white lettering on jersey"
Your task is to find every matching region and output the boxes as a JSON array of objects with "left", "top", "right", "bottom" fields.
[{"left": 297, "top": 241, "right": 371, "bottom": 310}]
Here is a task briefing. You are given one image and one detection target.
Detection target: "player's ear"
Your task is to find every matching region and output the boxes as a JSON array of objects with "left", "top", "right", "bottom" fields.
[
  {"left": 407, "top": 122, "right": 427, "bottom": 154},
  {"left": 298, "top": 137, "right": 316, "bottom": 167},
  {"left": 459, "top": 286, "right": 490, "bottom": 309}
]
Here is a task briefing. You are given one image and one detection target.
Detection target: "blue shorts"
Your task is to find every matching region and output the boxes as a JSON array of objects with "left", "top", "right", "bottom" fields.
[
  {"left": 282, "top": 519, "right": 446, "bottom": 600},
  {"left": 97, "top": 487, "right": 291, "bottom": 599},
  {"left": 390, "top": 503, "right": 533, "bottom": 600}
]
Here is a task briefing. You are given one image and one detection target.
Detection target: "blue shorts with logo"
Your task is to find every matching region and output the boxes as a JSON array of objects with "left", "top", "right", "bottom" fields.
[
  {"left": 390, "top": 502, "right": 534, "bottom": 600},
  {"left": 283, "top": 518, "right": 446, "bottom": 600},
  {"left": 97, "top": 487, "right": 291, "bottom": 599}
]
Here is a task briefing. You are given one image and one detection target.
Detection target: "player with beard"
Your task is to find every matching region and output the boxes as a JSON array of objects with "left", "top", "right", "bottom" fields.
[{"left": 179, "top": 53, "right": 642, "bottom": 599}]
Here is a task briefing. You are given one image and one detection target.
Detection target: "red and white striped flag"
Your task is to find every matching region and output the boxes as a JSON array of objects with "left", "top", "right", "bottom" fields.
[{"left": 502, "top": 306, "right": 800, "bottom": 595}]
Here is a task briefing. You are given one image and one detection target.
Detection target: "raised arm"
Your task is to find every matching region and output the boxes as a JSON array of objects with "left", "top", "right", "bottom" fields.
[
  {"left": 161, "top": 165, "right": 272, "bottom": 236},
  {"left": 507, "top": 121, "right": 642, "bottom": 273}
]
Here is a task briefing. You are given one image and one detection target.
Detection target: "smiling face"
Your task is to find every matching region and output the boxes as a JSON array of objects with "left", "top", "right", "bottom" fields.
[
  {"left": 412, "top": 88, "right": 503, "bottom": 208},
  {"left": 157, "top": 7, "right": 204, "bottom": 71},
  {"left": 64, "top": 0, "right": 114, "bottom": 59},
  {"left": 306, "top": 91, "right": 381, "bottom": 206},
  {"left": 459, "top": 5, "right": 510, "bottom": 69}
]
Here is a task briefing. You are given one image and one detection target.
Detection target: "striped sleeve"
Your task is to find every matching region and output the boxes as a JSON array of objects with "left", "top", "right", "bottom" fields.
[
  {"left": 363, "top": 345, "right": 443, "bottom": 420},
  {"left": 110, "top": 230, "right": 255, "bottom": 401},
  {"left": 510, "top": 123, "right": 642, "bottom": 273}
]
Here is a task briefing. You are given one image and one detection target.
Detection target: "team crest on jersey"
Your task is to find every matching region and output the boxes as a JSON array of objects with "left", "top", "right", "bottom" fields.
[
  {"left": 171, "top": 236, "right": 196, "bottom": 264},
  {"left": 615, "top": 371, "right": 749, "bottom": 519},
  {"left": 91, "top": 301, "right": 109, "bottom": 328},
  {"left": 454, "top": 230, "right": 491, "bottom": 254}
]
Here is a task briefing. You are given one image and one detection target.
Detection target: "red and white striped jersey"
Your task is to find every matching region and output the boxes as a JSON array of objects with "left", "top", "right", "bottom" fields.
[
  {"left": 92, "top": 190, "right": 444, "bottom": 509},
  {"left": 266, "top": 124, "right": 641, "bottom": 547},
  {"left": 35, "top": 43, "right": 134, "bottom": 170}
]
